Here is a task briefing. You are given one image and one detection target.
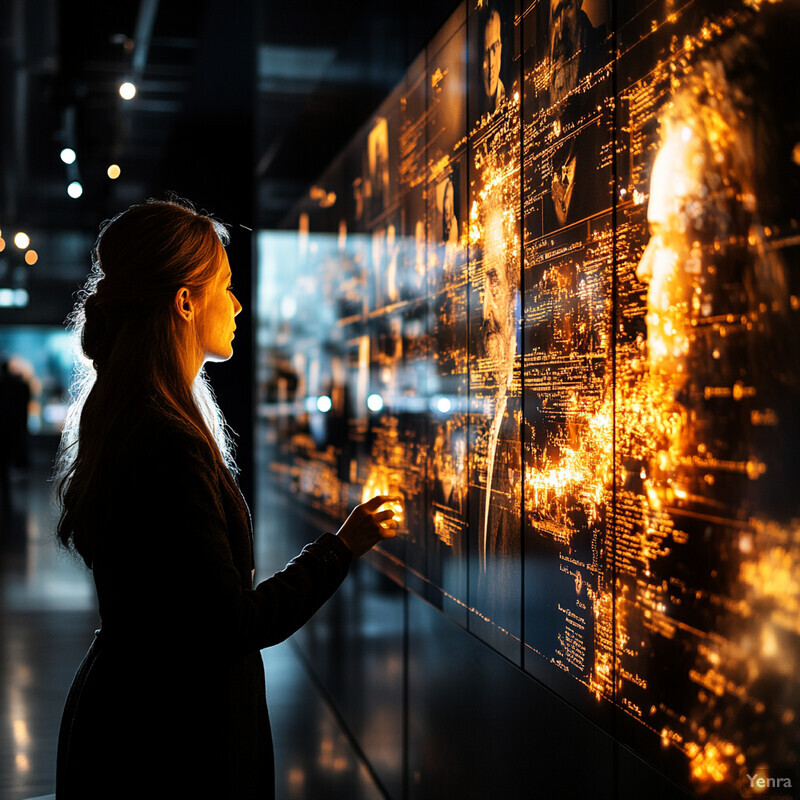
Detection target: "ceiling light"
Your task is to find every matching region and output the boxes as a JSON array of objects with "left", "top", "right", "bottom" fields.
[
  {"left": 119, "top": 81, "right": 137, "bottom": 100},
  {"left": 60, "top": 147, "right": 77, "bottom": 164}
]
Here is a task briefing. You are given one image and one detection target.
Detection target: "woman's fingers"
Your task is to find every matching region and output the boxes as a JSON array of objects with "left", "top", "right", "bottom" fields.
[
  {"left": 361, "top": 494, "right": 402, "bottom": 511},
  {"left": 335, "top": 494, "right": 404, "bottom": 556}
]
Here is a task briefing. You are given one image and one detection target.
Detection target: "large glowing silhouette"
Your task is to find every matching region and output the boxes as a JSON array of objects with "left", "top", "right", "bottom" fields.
[{"left": 619, "top": 40, "right": 800, "bottom": 790}]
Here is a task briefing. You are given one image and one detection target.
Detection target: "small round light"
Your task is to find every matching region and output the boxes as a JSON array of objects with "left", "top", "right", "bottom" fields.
[
  {"left": 367, "top": 393, "right": 384, "bottom": 412},
  {"left": 316, "top": 395, "right": 332, "bottom": 413},
  {"left": 67, "top": 181, "right": 83, "bottom": 198},
  {"left": 60, "top": 147, "right": 77, "bottom": 165},
  {"left": 0, "top": 238, "right": 5, "bottom": 252},
  {"left": 24, "top": 250, "right": 38, "bottom": 265},
  {"left": 436, "top": 396, "right": 452, "bottom": 414},
  {"left": 14, "top": 232, "right": 30, "bottom": 249},
  {"left": 107, "top": 164, "right": 121, "bottom": 179},
  {"left": 119, "top": 81, "right": 137, "bottom": 100}
]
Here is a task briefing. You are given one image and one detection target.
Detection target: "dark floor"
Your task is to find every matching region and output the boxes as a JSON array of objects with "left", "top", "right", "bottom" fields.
[{"left": 0, "top": 437, "right": 384, "bottom": 800}]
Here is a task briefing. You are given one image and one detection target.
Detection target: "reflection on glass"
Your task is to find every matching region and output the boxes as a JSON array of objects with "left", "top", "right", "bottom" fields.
[{"left": 256, "top": 1, "right": 800, "bottom": 795}]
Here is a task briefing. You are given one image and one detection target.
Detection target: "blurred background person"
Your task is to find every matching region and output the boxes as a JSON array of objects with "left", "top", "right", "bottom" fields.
[{"left": 0, "top": 358, "right": 32, "bottom": 537}]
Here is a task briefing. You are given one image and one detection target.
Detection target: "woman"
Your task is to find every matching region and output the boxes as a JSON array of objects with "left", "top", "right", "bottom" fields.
[{"left": 53, "top": 197, "right": 397, "bottom": 799}]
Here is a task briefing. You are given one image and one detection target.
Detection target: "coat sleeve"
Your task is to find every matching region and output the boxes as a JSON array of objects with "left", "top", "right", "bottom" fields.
[{"left": 103, "top": 422, "right": 353, "bottom": 656}]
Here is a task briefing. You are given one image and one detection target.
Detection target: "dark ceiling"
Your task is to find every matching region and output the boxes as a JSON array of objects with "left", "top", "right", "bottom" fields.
[
  {"left": 1, "top": 0, "right": 458, "bottom": 301},
  {"left": 0, "top": 0, "right": 458, "bottom": 492}
]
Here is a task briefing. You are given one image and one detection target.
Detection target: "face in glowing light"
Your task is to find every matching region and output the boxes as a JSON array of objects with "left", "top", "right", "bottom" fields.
[
  {"left": 635, "top": 120, "right": 703, "bottom": 388},
  {"left": 195, "top": 249, "right": 243, "bottom": 365}
]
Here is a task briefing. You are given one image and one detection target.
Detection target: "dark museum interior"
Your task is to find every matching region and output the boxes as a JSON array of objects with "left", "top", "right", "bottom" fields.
[{"left": 2, "top": 0, "right": 800, "bottom": 799}]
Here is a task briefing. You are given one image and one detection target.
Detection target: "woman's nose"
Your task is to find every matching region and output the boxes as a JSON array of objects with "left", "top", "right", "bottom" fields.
[{"left": 636, "top": 239, "right": 655, "bottom": 284}]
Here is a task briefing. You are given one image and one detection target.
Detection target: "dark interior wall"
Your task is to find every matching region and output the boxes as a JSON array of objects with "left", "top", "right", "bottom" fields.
[
  {"left": 157, "top": 0, "right": 257, "bottom": 501},
  {"left": 253, "top": 0, "right": 475, "bottom": 230}
]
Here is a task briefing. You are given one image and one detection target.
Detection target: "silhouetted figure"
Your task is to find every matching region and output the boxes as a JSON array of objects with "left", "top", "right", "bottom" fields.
[
  {"left": 0, "top": 359, "right": 31, "bottom": 534},
  {"left": 52, "top": 197, "right": 398, "bottom": 799}
]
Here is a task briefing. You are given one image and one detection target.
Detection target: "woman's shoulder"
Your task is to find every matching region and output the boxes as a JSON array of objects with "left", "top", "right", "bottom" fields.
[{"left": 117, "top": 403, "right": 218, "bottom": 472}]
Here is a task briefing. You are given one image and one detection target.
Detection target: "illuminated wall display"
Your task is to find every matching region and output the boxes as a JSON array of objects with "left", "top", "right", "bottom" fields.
[{"left": 257, "top": 1, "right": 800, "bottom": 795}]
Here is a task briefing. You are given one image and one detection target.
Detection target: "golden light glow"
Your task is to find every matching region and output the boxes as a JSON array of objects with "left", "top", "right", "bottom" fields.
[
  {"left": 13, "top": 232, "right": 30, "bottom": 249},
  {"left": 606, "top": 18, "right": 800, "bottom": 792},
  {"left": 260, "top": 5, "right": 800, "bottom": 798},
  {"left": 362, "top": 468, "right": 405, "bottom": 525},
  {"left": 13, "top": 719, "right": 30, "bottom": 747},
  {"left": 686, "top": 738, "right": 741, "bottom": 787},
  {"left": 24, "top": 250, "right": 37, "bottom": 265},
  {"left": 525, "top": 390, "right": 611, "bottom": 544},
  {"left": 309, "top": 185, "right": 336, "bottom": 207},
  {"left": 287, "top": 767, "right": 305, "bottom": 789},
  {"left": 107, "top": 164, "right": 121, "bottom": 179}
]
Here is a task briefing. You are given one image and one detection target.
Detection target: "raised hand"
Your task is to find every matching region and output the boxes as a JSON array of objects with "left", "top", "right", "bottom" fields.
[{"left": 335, "top": 495, "right": 401, "bottom": 558}]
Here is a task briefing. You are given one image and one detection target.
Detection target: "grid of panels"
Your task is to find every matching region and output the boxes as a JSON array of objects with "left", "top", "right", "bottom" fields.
[{"left": 257, "top": 2, "right": 800, "bottom": 795}]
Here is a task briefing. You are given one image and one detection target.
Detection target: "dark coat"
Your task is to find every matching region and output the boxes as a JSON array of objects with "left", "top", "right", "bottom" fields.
[{"left": 55, "top": 409, "right": 352, "bottom": 799}]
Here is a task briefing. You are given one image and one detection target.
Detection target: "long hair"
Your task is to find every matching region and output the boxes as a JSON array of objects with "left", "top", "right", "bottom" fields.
[{"left": 53, "top": 196, "right": 237, "bottom": 566}]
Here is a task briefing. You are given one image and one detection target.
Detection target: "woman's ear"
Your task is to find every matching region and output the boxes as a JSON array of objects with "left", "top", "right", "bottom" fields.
[{"left": 174, "top": 287, "right": 194, "bottom": 322}]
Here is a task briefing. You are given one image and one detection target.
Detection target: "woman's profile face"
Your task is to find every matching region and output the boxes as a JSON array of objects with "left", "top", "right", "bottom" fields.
[{"left": 196, "top": 248, "right": 242, "bottom": 364}]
